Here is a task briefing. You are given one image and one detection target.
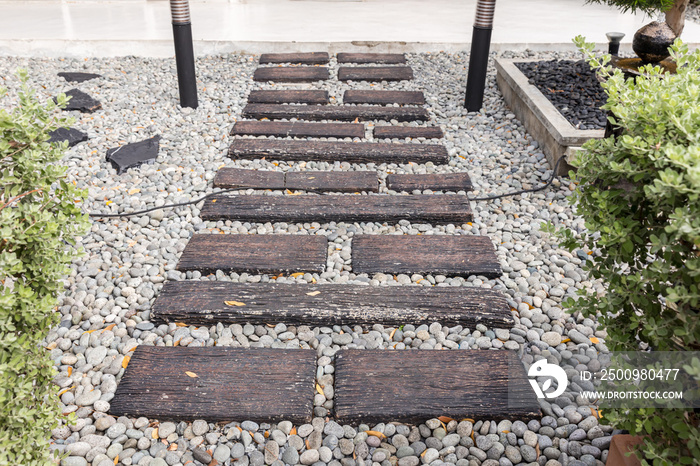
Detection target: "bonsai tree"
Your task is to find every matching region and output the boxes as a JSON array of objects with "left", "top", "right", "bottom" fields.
[{"left": 585, "top": 0, "right": 690, "bottom": 36}]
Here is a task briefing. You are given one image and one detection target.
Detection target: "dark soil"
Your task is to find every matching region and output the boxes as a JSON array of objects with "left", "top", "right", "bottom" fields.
[{"left": 515, "top": 60, "right": 608, "bottom": 130}]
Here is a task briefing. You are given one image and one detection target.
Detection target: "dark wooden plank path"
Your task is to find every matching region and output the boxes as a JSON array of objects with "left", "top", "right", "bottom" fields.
[
  {"left": 200, "top": 194, "right": 472, "bottom": 224},
  {"left": 110, "top": 346, "right": 316, "bottom": 423},
  {"left": 387, "top": 173, "right": 473, "bottom": 192},
  {"left": 248, "top": 90, "right": 329, "bottom": 105},
  {"left": 334, "top": 350, "right": 540, "bottom": 424},
  {"left": 242, "top": 103, "right": 429, "bottom": 122},
  {"left": 352, "top": 235, "right": 501, "bottom": 277},
  {"left": 213, "top": 168, "right": 378, "bottom": 192},
  {"left": 152, "top": 282, "right": 514, "bottom": 328},
  {"left": 286, "top": 171, "right": 378, "bottom": 192},
  {"left": 338, "top": 66, "right": 413, "bottom": 82},
  {"left": 228, "top": 139, "right": 449, "bottom": 164},
  {"left": 343, "top": 90, "right": 425, "bottom": 105},
  {"left": 231, "top": 121, "right": 364, "bottom": 139},
  {"left": 337, "top": 53, "right": 407, "bottom": 64},
  {"left": 253, "top": 67, "right": 329, "bottom": 82},
  {"left": 374, "top": 126, "right": 443, "bottom": 139},
  {"left": 259, "top": 52, "right": 329, "bottom": 64},
  {"left": 213, "top": 168, "right": 286, "bottom": 190},
  {"left": 176, "top": 235, "right": 328, "bottom": 274}
]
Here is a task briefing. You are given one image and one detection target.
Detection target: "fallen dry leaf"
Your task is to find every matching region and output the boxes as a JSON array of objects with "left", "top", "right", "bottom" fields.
[
  {"left": 290, "top": 427, "right": 297, "bottom": 436},
  {"left": 128, "top": 188, "right": 140, "bottom": 195},
  {"left": 224, "top": 301, "right": 246, "bottom": 307},
  {"left": 316, "top": 383, "right": 324, "bottom": 396},
  {"left": 590, "top": 337, "right": 600, "bottom": 344},
  {"left": 152, "top": 428, "right": 159, "bottom": 439},
  {"left": 175, "top": 322, "right": 188, "bottom": 327},
  {"left": 438, "top": 416, "right": 454, "bottom": 423},
  {"left": 306, "top": 291, "right": 321, "bottom": 296},
  {"left": 185, "top": 371, "right": 198, "bottom": 378},
  {"left": 291, "top": 273, "right": 304, "bottom": 278},
  {"left": 389, "top": 328, "right": 397, "bottom": 339},
  {"left": 365, "top": 431, "right": 386, "bottom": 439},
  {"left": 122, "top": 356, "right": 130, "bottom": 369},
  {"left": 67, "top": 367, "right": 72, "bottom": 376}
]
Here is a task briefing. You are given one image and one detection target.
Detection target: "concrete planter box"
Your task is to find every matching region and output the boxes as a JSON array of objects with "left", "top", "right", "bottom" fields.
[{"left": 495, "top": 58, "right": 605, "bottom": 175}]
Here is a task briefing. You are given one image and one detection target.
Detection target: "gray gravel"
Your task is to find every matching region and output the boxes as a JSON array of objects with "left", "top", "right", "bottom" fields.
[{"left": 0, "top": 50, "right": 611, "bottom": 466}]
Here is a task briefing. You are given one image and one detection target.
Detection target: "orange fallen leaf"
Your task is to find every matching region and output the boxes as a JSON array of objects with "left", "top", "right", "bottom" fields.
[
  {"left": 122, "top": 356, "right": 130, "bottom": 369},
  {"left": 306, "top": 291, "right": 321, "bottom": 296},
  {"left": 438, "top": 416, "right": 454, "bottom": 423},
  {"left": 128, "top": 188, "right": 140, "bottom": 195},
  {"left": 175, "top": 322, "right": 188, "bottom": 327},
  {"left": 211, "top": 199, "right": 217, "bottom": 203},
  {"left": 174, "top": 339, "right": 181, "bottom": 347},
  {"left": 67, "top": 367, "right": 72, "bottom": 376},
  {"left": 365, "top": 431, "right": 386, "bottom": 439},
  {"left": 103, "top": 323, "right": 116, "bottom": 332},
  {"left": 305, "top": 438, "right": 310, "bottom": 449},
  {"left": 316, "top": 383, "right": 324, "bottom": 396},
  {"left": 291, "top": 273, "right": 304, "bottom": 278},
  {"left": 128, "top": 346, "right": 136, "bottom": 352},
  {"left": 58, "top": 386, "right": 75, "bottom": 396},
  {"left": 152, "top": 428, "right": 159, "bottom": 439},
  {"left": 264, "top": 431, "right": 270, "bottom": 438},
  {"left": 224, "top": 301, "right": 246, "bottom": 307},
  {"left": 185, "top": 371, "right": 198, "bottom": 378},
  {"left": 590, "top": 337, "right": 600, "bottom": 344},
  {"left": 389, "top": 328, "right": 397, "bottom": 339},
  {"left": 114, "top": 456, "right": 118, "bottom": 465},
  {"left": 168, "top": 443, "right": 178, "bottom": 451},
  {"left": 561, "top": 338, "right": 571, "bottom": 343},
  {"left": 290, "top": 427, "right": 297, "bottom": 436},
  {"left": 461, "top": 418, "right": 475, "bottom": 423}
]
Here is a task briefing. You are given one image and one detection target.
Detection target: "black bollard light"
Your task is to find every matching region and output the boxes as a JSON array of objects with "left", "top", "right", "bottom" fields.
[
  {"left": 465, "top": 0, "right": 497, "bottom": 112},
  {"left": 606, "top": 32, "right": 625, "bottom": 56},
  {"left": 170, "top": 0, "right": 198, "bottom": 108}
]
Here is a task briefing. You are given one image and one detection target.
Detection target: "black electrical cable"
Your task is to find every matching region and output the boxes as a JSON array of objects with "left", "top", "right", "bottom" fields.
[
  {"left": 88, "top": 185, "right": 324, "bottom": 219},
  {"left": 468, "top": 155, "right": 565, "bottom": 201},
  {"left": 88, "top": 156, "right": 566, "bottom": 219}
]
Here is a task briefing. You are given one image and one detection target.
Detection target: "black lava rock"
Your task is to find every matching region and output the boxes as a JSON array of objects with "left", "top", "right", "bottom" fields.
[
  {"left": 515, "top": 60, "right": 607, "bottom": 130},
  {"left": 57, "top": 72, "right": 101, "bottom": 83},
  {"left": 48, "top": 127, "right": 88, "bottom": 147},
  {"left": 57, "top": 89, "right": 102, "bottom": 113},
  {"left": 106, "top": 136, "right": 160, "bottom": 174}
]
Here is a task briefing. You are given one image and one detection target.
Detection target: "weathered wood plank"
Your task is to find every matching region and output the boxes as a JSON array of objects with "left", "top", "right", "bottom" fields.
[
  {"left": 338, "top": 66, "right": 413, "bottom": 82},
  {"left": 387, "top": 173, "right": 473, "bottom": 192},
  {"left": 285, "top": 171, "right": 378, "bottom": 192},
  {"left": 253, "top": 67, "right": 329, "bottom": 82},
  {"left": 343, "top": 90, "right": 425, "bottom": 105},
  {"left": 110, "top": 346, "right": 316, "bottom": 423},
  {"left": 259, "top": 52, "right": 329, "bottom": 64},
  {"left": 337, "top": 53, "right": 407, "bottom": 64},
  {"left": 248, "top": 90, "right": 329, "bottom": 105},
  {"left": 176, "top": 235, "right": 328, "bottom": 274},
  {"left": 352, "top": 235, "right": 501, "bottom": 277},
  {"left": 334, "top": 350, "right": 541, "bottom": 424},
  {"left": 231, "top": 121, "right": 365, "bottom": 139},
  {"left": 228, "top": 139, "right": 449, "bottom": 164},
  {"left": 200, "top": 194, "right": 472, "bottom": 224},
  {"left": 242, "top": 103, "right": 429, "bottom": 122},
  {"left": 213, "top": 168, "right": 286, "bottom": 189},
  {"left": 151, "top": 282, "right": 514, "bottom": 329},
  {"left": 374, "top": 126, "right": 443, "bottom": 139}
]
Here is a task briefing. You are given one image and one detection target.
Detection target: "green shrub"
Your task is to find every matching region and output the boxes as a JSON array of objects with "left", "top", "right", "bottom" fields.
[
  {"left": 558, "top": 37, "right": 700, "bottom": 465},
  {"left": 0, "top": 71, "right": 88, "bottom": 465}
]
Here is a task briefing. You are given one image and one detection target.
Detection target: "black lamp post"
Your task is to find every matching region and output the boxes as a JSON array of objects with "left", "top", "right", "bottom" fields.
[
  {"left": 170, "top": 0, "right": 198, "bottom": 109},
  {"left": 465, "top": 0, "right": 497, "bottom": 112}
]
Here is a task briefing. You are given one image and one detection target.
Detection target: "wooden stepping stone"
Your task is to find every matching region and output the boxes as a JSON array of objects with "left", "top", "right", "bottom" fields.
[
  {"left": 259, "top": 52, "right": 329, "bottom": 64},
  {"left": 387, "top": 173, "right": 473, "bottom": 192},
  {"left": 213, "top": 168, "right": 378, "bottom": 192},
  {"left": 352, "top": 235, "right": 501, "bottom": 277},
  {"left": 343, "top": 90, "right": 425, "bottom": 105},
  {"left": 334, "top": 350, "right": 540, "bottom": 424},
  {"left": 176, "top": 234, "right": 327, "bottom": 274},
  {"left": 152, "top": 282, "right": 514, "bottom": 329},
  {"left": 200, "top": 194, "right": 472, "bottom": 224},
  {"left": 110, "top": 346, "right": 316, "bottom": 423},
  {"left": 338, "top": 66, "right": 413, "bottom": 82},
  {"left": 374, "top": 126, "right": 443, "bottom": 139},
  {"left": 286, "top": 171, "right": 378, "bottom": 192},
  {"left": 231, "top": 121, "right": 364, "bottom": 139},
  {"left": 337, "top": 53, "right": 407, "bottom": 64},
  {"left": 248, "top": 90, "right": 329, "bottom": 105},
  {"left": 213, "top": 168, "right": 286, "bottom": 190},
  {"left": 253, "top": 67, "right": 329, "bottom": 82},
  {"left": 242, "top": 103, "right": 428, "bottom": 122},
  {"left": 229, "top": 140, "right": 449, "bottom": 164}
]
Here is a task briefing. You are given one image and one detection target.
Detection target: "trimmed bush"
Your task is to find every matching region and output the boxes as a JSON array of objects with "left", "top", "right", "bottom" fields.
[
  {"left": 0, "top": 71, "right": 88, "bottom": 465},
  {"left": 558, "top": 38, "right": 700, "bottom": 464}
]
